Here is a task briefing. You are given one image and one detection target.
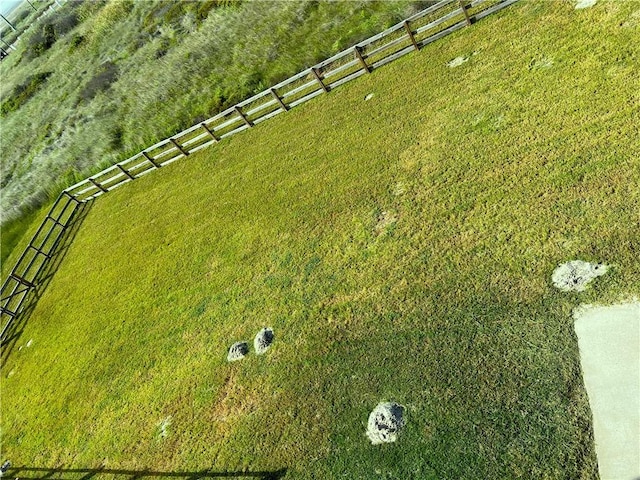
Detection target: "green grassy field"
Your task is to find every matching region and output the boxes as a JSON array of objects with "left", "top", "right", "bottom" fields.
[{"left": 2, "top": 1, "right": 639, "bottom": 478}]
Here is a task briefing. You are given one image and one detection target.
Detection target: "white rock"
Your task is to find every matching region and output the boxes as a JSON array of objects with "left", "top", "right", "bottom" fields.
[
  {"left": 366, "top": 402, "right": 405, "bottom": 444},
  {"left": 227, "top": 341, "right": 249, "bottom": 362},
  {"left": 552, "top": 260, "right": 608, "bottom": 292},
  {"left": 254, "top": 327, "right": 274, "bottom": 355},
  {"left": 447, "top": 56, "right": 468, "bottom": 68},
  {"left": 575, "top": 0, "right": 597, "bottom": 9},
  {"left": 364, "top": 93, "right": 374, "bottom": 101}
]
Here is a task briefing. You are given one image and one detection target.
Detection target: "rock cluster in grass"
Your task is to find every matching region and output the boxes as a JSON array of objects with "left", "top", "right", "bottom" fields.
[
  {"left": 552, "top": 260, "right": 608, "bottom": 292},
  {"left": 227, "top": 341, "right": 249, "bottom": 362},
  {"left": 375, "top": 210, "right": 398, "bottom": 234},
  {"left": 366, "top": 402, "right": 405, "bottom": 444},
  {"left": 254, "top": 327, "right": 274, "bottom": 355}
]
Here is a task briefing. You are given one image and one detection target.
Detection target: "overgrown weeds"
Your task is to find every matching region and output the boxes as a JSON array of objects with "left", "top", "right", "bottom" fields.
[
  {"left": 79, "top": 61, "right": 119, "bottom": 102},
  {"left": 21, "top": 8, "right": 79, "bottom": 60},
  {"left": 0, "top": 71, "right": 52, "bottom": 115}
]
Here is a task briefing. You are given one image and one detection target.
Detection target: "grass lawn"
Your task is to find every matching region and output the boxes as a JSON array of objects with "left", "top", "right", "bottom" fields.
[{"left": 2, "top": 1, "right": 639, "bottom": 478}]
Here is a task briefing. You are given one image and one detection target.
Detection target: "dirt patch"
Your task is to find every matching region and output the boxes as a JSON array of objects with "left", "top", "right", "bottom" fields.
[
  {"left": 392, "top": 182, "right": 406, "bottom": 196},
  {"left": 210, "top": 372, "right": 259, "bottom": 423},
  {"left": 366, "top": 402, "right": 405, "bottom": 444},
  {"left": 375, "top": 211, "right": 398, "bottom": 235},
  {"left": 227, "top": 341, "right": 249, "bottom": 362},
  {"left": 254, "top": 327, "right": 274, "bottom": 355},
  {"left": 156, "top": 416, "right": 172, "bottom": 439},
  {"left": 552, "top": 260, "right": 608, "bottom": 292}
]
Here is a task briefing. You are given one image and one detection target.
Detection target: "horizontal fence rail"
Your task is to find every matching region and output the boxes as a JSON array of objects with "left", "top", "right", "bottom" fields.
[{"left": 0, "top": 0, "right": 518, "bottom": 342}]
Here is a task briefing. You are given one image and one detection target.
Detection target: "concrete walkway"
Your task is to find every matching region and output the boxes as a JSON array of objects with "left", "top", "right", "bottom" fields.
[{"left": 574, "top": 302, "right": 640, "bottom": 480}]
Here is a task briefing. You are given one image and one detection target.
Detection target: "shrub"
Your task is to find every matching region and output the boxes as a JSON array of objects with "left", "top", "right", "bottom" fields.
[
  {"left": 0, "top": 72, "right": 53, "bottom": 116},
  {"left": 108, "top": 126, "right": 124, "bottom": 150},
  {"left": 22, "top": 9, "right": 79, "bottom": 59},
  {"left": 78, "top": 61, "right": 119, "bottom": 101},
  {"left": 25, "top": 23, "right": 57, "bottom": 58},
  {"left": 51, "top": 10, "right": 79, "bottom": 37},
  {"left": 68, "top": 33, "right": 85, "bottom": 52},
  {"left": 14, "top": 8, "right": 31, "bottom": 25}
]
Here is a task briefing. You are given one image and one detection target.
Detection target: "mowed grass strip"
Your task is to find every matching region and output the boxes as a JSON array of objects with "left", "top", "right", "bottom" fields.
[{"left": 2, "top": 1, "right": 639, "bottom": 478}]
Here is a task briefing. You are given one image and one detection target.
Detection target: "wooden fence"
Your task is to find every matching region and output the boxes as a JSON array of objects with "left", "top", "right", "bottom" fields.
[
  {"left": 0, "top": 0, "right": 518, "bottom": 340},
  {"left": 0, "top": 192, "right": 82, "bottom": 340}
]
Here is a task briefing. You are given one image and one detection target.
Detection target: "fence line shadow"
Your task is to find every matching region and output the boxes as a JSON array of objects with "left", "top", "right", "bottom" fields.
[
  {"left": 4, "top": 466, "right": 287, "bottom": 480},
  {"left": 0, "top": 200, "right": 93, "bottom": 369}
]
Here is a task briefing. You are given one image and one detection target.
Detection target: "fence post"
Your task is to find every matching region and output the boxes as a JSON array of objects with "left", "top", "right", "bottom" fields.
[
  {"left": 142, "top": 151, "right": 161, "bottom": 168},
  {"left": 270, "top": 88, "right": 289, "bottom": 111},
  {"left": 404, "top": 20, "right": 420, "bottom": 51},
  {"left": 354, "top": 46, "right": 370, "bottom": 73},
  {"left": 459, "top": 0, "right": 472, "bottom": 26},
  {"left": 311, "top": 68, "right": 329, "bottom": 93},
  {"left": 234, "top": 106, "right": 253, "bottom": 127},
  {"left": 201, "top": 123, "right": 219, "bottom": 142},
  {"left": 88, "top": 178, "right": 107, "bottom": 193},
  {"left": 46, "top": 216, "right": 65, "bottom": 228},
  {"left": 28, "top": 245, "right": 52, "bottom": 259},
  {"left": 170, "top": 138, "right": 188, "bottom": 156},
  {"left": 9, "top": 274, "right": 35, "bottom": 289},
  {"left": 63, "top": 191, "right": 81, "bottom": 203},
  {"left": 116, "top": 164, "right": 134, "bottom": 180}
]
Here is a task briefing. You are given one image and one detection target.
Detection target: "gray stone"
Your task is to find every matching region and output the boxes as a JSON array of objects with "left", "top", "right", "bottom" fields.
[
  {"left": 366, "top": 402, "right": 405, "bottom": 444},
  {"left": 254, "top": 327, "right": 274, "bottom": 355},
  {"left": 227, "top": 341, "right": 249, "bottom": 362},
  {"left": 552, "top": 260, "right": 608, "bottom": 292},
  {"left": 447, "top": 56, "right": 468, "bottom": 68},
  {"left": 575, "top": 0, "right": 597, "bottom": 9},
  {"left": 0, "top": 460, "right": 11, "bottom": 476}
]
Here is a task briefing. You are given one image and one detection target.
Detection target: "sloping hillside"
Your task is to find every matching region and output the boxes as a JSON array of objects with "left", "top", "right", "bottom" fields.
[{"left": 0, "top": 0, "right": 421, "bottom": 226}]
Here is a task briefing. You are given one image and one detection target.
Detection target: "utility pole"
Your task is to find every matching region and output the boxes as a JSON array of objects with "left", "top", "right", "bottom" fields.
[{"left": 0, "top": 14, "right": 17, "bottom": 32}]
